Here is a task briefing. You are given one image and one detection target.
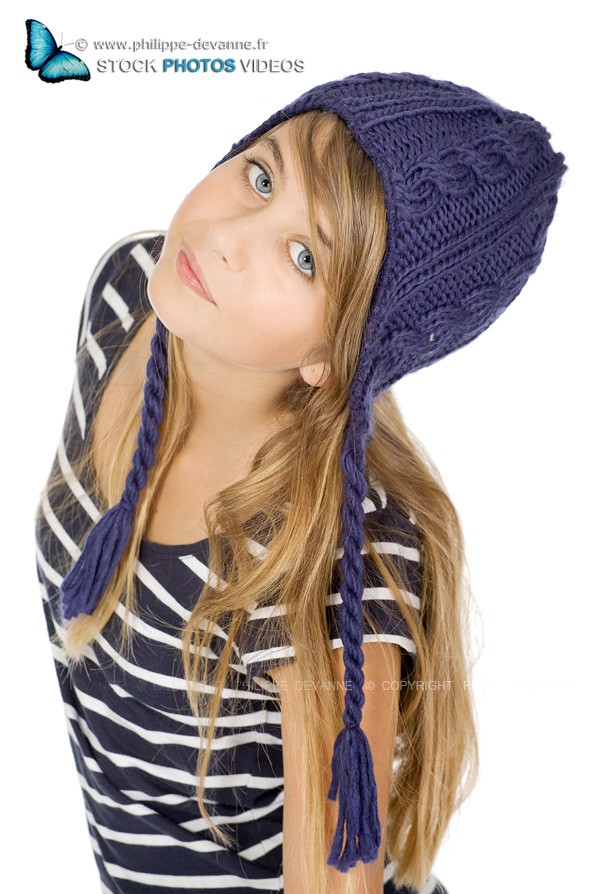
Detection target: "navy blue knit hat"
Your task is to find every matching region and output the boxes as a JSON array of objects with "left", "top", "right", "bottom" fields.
[{"left": 60, "top": 72, "right": 566, "bottom": 873}]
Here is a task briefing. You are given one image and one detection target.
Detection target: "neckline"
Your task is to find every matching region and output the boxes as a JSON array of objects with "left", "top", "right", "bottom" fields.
[{"left": 139, "top": 535, "right": 210, "bottom": 556}]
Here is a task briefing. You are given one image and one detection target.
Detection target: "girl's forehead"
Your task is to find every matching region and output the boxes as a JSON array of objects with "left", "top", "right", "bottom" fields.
[
  {"left": 244, "top": 118, "right": 295, "bottom": 155},
  {"left": 245, "top": 113, "right": 335, "bottom": 156}
]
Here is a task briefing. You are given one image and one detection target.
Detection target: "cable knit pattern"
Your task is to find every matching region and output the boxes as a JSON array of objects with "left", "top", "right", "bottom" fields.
[{"left": 218, "top": 72, "right": 567, "bottom": 395}]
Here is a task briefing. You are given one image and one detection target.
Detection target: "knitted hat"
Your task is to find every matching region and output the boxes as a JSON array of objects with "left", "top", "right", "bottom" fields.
[{"left": 60, "top": 72, "right": 566, "bottom": 873}]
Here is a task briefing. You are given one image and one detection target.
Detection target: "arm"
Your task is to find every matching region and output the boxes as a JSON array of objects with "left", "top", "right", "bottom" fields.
[{"left": 268, "top": 642, "right": 401, "bottom": 894}]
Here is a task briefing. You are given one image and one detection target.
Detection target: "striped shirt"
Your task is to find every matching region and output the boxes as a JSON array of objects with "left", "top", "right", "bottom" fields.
[{"left": 34, "top": 233, "right": 448, "bottom": 894}]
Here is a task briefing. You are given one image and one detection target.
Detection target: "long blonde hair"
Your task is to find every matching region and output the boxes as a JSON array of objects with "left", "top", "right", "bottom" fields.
[{"left": 45, "top": 110, "right": 479, "bottom": 892}]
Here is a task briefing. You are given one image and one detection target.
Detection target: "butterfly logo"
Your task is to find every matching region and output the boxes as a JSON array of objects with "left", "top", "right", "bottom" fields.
[{"left": 25, "top": 19, "right": 91, "bottom": 83}]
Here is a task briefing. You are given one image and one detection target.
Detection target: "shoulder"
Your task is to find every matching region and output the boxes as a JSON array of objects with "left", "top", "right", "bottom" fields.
[
  {"left": 364, "top": 477, "right": 421, "bottom": 551},
  {"left": 360, "top": 478, "right": 424, "bottom": 617},
  {"left": 75, "top": 231, "right": 165, "bottom": 351}
]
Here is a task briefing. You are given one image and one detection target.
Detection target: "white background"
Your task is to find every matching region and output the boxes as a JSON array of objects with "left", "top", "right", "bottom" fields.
[{"left": 3, "top": 1, "right": 593, "bottom": 892}]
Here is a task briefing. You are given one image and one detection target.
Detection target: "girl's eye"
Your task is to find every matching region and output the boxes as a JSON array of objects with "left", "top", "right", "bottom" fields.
[
  {"left": 243, "top": 159, "right": 273, "bottom": 198},
  {"left": 289, "top": 241, "right": 315, "bottom": 278},
  {"left": 241, "top": 155, "right": 316, "bottom": 282}
]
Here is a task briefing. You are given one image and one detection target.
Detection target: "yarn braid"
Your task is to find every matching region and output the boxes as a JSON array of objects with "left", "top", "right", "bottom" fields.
[
  {"left": 60, "top": 316, "right": 169, "bottom": 620},
  {"left": 327, "top": 375, "right": 382, "bottom": 869}
]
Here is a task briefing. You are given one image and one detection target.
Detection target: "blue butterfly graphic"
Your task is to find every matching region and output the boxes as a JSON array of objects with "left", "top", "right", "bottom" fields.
[{"left": 25, "top": 19, "right": 90, "bottom": 83}]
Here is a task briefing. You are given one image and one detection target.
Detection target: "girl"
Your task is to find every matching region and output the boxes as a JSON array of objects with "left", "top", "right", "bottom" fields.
[{"left": 35, "top": 72, "right": 566, "bottom": 894}]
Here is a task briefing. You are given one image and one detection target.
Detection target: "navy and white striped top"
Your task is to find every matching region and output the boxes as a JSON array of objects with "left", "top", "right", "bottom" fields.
[{"left": 34, "top": 233, "right": 448, "bottom": 894}]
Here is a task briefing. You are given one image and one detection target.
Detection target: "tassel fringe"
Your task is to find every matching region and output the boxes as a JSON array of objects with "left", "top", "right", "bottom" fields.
[
  {"left": 326, "top": 724, "right": 382, "bottom": 871},
  {"left": 60, "top": 503, "right": 134, "bottom": 620}
]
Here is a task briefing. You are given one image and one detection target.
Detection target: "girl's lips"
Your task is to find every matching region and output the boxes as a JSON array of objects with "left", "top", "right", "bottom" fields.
[{"left": 175, "top": 248, "right": 216, "bottom": 304}]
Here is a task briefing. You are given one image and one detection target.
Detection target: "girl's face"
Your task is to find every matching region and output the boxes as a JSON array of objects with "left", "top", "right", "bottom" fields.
[{"left": 148, "top": 120, "right": 331, "bottom": 382}]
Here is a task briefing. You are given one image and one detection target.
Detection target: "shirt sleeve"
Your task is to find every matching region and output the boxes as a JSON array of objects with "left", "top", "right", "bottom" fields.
[
  {"left": 36, "top": 231, "right": 168, "bottom": 622},
  {"left": 74, "top": 231, "right": 165, "bottom": 355},
  {"left": 65, "top": 231, "right": 166, "bottom": 451},
  {"left": 238, "top": 480, "right": 422, "bottom": 695}
]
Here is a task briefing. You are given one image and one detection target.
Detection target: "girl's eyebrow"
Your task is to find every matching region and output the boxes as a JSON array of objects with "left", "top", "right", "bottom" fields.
[
  {"left": 261, "top": 136, "right": 286, "bottom": 182},
  {"left": 259, "top": 135, "right": 333, "bottom": 254},
  {"left": 316, "top": 224, "right": 332, "bottom": 254}
]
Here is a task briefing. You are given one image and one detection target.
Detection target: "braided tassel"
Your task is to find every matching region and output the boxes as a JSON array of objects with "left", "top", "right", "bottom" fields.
[
  {"left": 326, "top": 385, "right": 381, "bottom": 871},
  {"left": 327, "top": 725, "right": 382, "bottom": 870},
  {"left": 60, "top": 317, "right": 169, "bottom": 621}
]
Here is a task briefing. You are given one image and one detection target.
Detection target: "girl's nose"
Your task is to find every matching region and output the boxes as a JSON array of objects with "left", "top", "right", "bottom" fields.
[{"left": 208, "top": 213, "right": 265, "bottom": 272}]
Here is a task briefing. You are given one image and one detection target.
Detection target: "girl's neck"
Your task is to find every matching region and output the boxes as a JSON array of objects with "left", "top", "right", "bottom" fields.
[{"left": 181, "top": 339, "right": 297, "bottom": 450}]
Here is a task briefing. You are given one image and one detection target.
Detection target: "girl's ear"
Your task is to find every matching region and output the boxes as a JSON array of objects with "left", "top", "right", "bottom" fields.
[{"left": 299, "top": 358, "right": 332, "bottom": 389}]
